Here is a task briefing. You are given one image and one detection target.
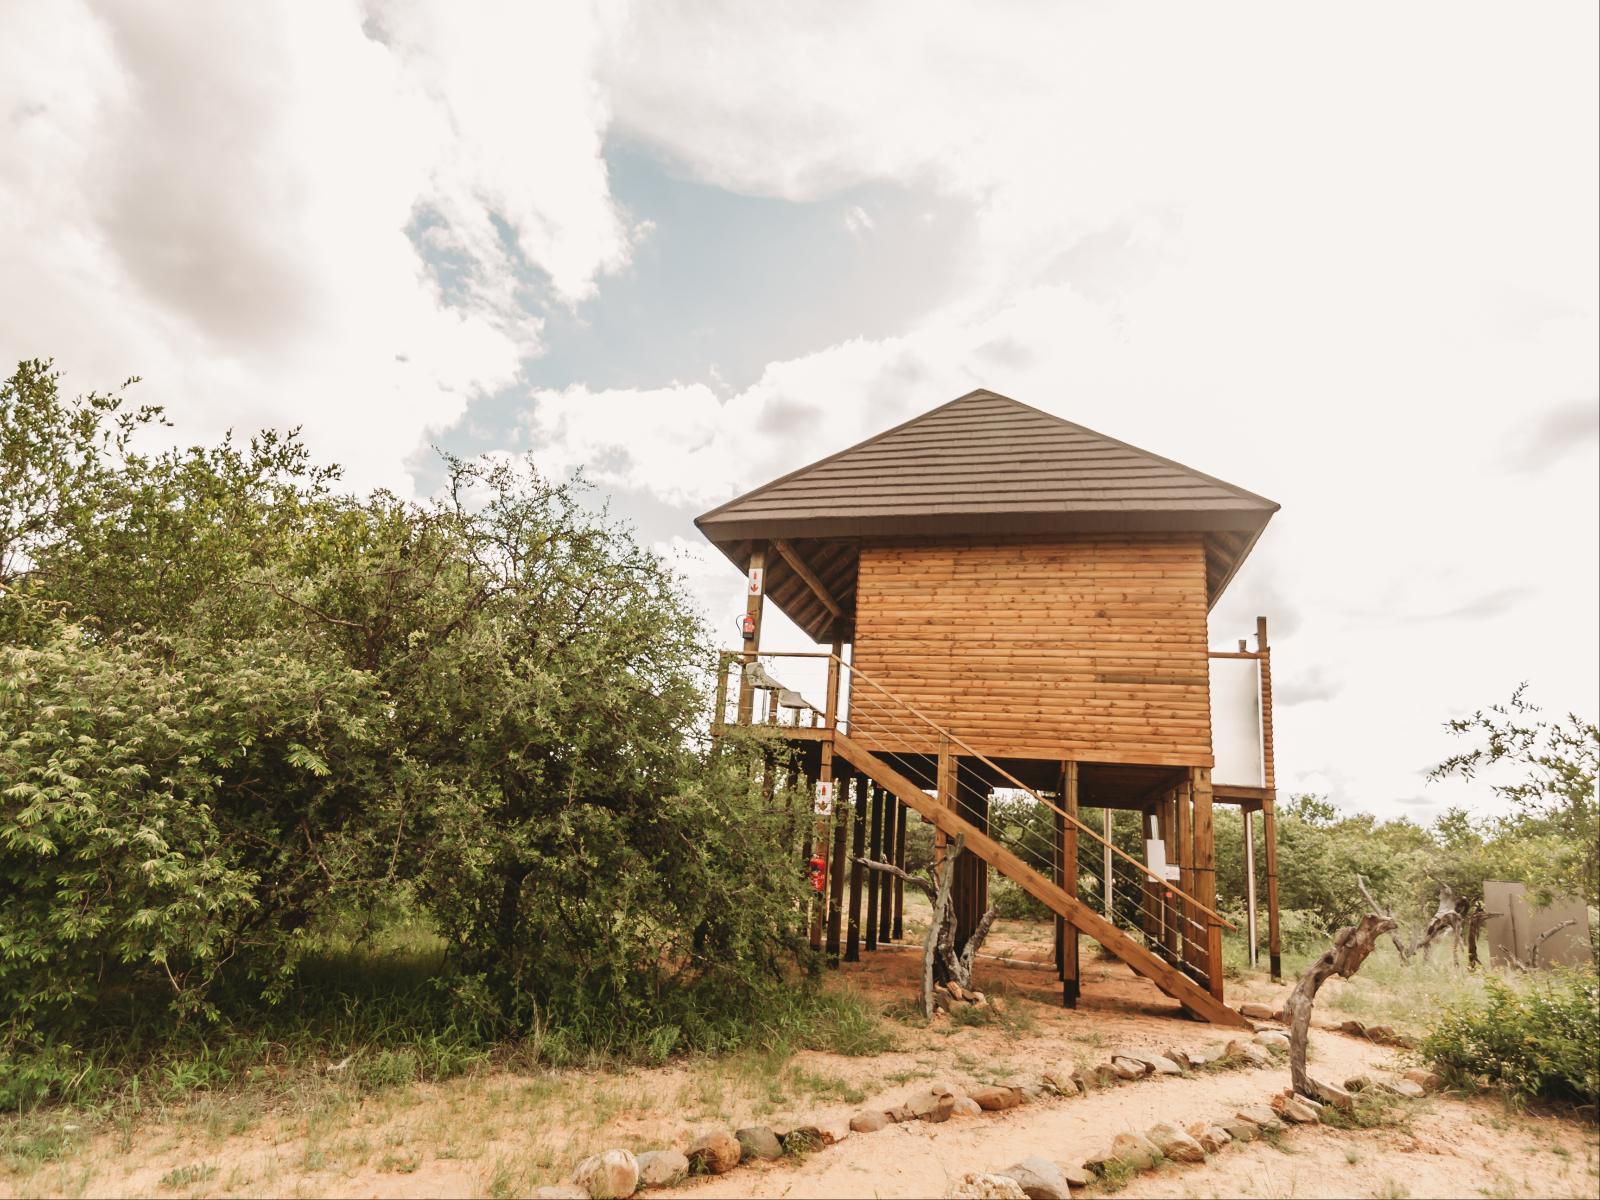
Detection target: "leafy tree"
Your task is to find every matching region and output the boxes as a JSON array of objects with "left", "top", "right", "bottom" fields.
[{"left": 1429, "top": 685, "right": 1599, "bottom": 906}]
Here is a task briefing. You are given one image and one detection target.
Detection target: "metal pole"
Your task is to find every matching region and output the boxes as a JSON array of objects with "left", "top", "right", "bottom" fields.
[
  {"left": 1102, "top": 807, "right": 1114, "bottom": 918},
  {"left": 1244, "top": 808, "right": 1259, "bottom": 967}
]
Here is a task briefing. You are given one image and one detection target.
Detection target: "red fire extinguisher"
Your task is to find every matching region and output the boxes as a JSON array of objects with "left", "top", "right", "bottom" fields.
[
  {"left": 740, "top": 612, "right": 757, "bottom": 641},
  {"left": 808, "top": 854, "right": 826, "bottom": 893}
]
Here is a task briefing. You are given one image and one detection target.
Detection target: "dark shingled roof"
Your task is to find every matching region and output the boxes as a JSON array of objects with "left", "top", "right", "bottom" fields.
[{"left": 696, "top": 389, "right": 1279, "bottom": 642}]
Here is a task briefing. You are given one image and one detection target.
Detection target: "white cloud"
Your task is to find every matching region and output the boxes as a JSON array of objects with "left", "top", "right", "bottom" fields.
[
  {"left": 2, "top": 1, "right": 1594, "bottom": 820},
  {"left": 0, "top": 0, "right": 630, "bottom": 494}
]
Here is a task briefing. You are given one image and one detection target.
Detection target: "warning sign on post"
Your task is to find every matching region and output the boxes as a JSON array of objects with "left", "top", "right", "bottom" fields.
[
  {"left": 814, "top": 780, "right": 833, "bottom": 816},
  {"left": 747, "top": 566, "right": 764, "bottom": 596}
]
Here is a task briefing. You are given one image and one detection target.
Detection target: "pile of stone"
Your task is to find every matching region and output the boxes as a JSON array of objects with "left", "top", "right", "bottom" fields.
[
  {"left": 1336, "top": 1018, "right": 1418, "bottom": 1049},
  {"left": 949, "top": 1102, "right": 1299, "bottom": 1198},
  {"left": 933, "top": 980, "right": 994, "bottom": 1012},
  {"left": 541, "top": 1121, "right": 843, "bottom": 1199},
  {"left": 948, "top": 1063, "right": 1441, "bottom": 1197},
  {"left": 849, "top": 1080, "right": 1019, "bottom": 1131}
]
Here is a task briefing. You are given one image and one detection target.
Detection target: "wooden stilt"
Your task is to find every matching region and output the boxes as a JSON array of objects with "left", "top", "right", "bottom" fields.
[
  {"left": 953, "top": 775, "right": 987, "bottom": 950},
  {"left": 826, "top": 771, "right": 848, "bottom": 962},
  {"left": 1177, "top": 778, "right": 1197, "bottom": 978},
  {"left": 866, "top": 783, "right": 883, "bottom": 952},
  {"left": 878, "top": 790, "right": 897, "bottom": 944},
  {"left": 1140, "top": 807, "right": 1159, "bottom": 940},
  {"left": 1257, "top": 616, "right": 1282, "bottom": 982},
  {"left": 1053, "top": 804, "right": 1065, "bottom": 978},
  {"left": 1263, "top": 792, "right": 1282, "bottom": 980},
  {"left": 934, "top": 741, "right": 955, "bottom": 873},
  {"left": 846, "top": 779, "right": 866, "bottom": 962},
  {"left": 1243, "top": 807, "right": 1259, "bottom": 967},
  {"left": 1171, "top": 793, "right": 1184, "bottom": 966},
  {"left": 1061, "top": 760, "right": 1080, "bottom": 1007},
  {"left": 1192, "top": 766, "right": 1222, "bottom": 1001},
  {"left": 892, "top": 801, "right": 907, "bottom": 940}
]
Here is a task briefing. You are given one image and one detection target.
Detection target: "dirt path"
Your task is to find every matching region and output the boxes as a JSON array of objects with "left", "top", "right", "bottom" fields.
[{"left": 3, "top": 930, "right": 1595, "bottom": 1199}]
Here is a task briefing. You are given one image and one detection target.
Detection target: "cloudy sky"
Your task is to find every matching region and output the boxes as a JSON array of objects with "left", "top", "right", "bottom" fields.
[{"left": 3, "top": 1, "right": 1596, "bottom": 823}]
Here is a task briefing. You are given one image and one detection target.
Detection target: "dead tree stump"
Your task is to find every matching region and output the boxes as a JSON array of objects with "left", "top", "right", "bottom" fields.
[
  {"left": 856, "top": 831, "right": 999, "bottom": 1018},
  {"left": 1286, "top": 914, "right": 1397, "bottom": 1101}
]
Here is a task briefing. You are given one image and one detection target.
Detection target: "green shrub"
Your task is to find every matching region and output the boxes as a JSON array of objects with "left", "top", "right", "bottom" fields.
[
  {"left": 990, "top": 877, "right": 1051, "bottom": 921},
  {"left": 1420, "top": 968, "right": 1599, "bottom": 1106}
]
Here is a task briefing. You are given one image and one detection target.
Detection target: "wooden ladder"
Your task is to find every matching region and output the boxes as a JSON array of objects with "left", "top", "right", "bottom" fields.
[{"left": 832, "top": 730, "right": 1249, "bottom": 1027}]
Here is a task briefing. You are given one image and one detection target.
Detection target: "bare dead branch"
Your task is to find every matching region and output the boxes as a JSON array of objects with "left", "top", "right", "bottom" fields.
[
  {"left": 1356, "top": 874, "right": 1413, "bottom": 963},
  {"left": 1525, "top": 918, "right": 1578, "bottom": 969}
]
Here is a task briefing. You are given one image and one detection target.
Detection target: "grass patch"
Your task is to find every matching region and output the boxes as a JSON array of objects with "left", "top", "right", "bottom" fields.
[
  {"left": 157, "top": 1162, "right": 217, "bottom": 1190},
  {"left": 3, "top": 936, "right": 892, "bottom": 1119}
]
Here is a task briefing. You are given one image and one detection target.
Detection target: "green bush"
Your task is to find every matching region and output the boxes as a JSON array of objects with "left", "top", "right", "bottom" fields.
[
  {"left": 990, "top": 877, "right": 1051, "bottom": 922},
  {"left": 1420, "top": 969, "right": 1599, "bottom": 1106},
  {"left": 1, "top": 359, "right": 834, "bottom": 1108}
]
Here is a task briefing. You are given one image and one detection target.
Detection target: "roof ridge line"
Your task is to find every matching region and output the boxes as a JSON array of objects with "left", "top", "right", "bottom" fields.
[
  {"left": 693, "top": 390, "right": 1002, "bottom": 529},
  {"left": 970, "top": 390, "right": 1280, "bottom": 511}
]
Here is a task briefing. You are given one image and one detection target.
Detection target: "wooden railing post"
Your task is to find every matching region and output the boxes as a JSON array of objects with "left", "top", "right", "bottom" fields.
[
  {"left": 735, "top": 544, "right": 766, "bottom": 725},
  {"left": 824, "top": 639, "right": 842, "bottom": 731},
  {"left": 711, "top": 651, "right": 730, "bottom": 739}
]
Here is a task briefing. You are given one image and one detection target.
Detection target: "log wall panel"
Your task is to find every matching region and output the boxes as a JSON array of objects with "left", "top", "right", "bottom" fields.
[{"left": 850, "top": 536, "right": 1214, "bottom": 766}]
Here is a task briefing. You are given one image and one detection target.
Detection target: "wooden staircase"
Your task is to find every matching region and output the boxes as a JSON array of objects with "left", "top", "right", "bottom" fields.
[{"left": 832, "top": 730, "right": 1249, "bottom": 1027}]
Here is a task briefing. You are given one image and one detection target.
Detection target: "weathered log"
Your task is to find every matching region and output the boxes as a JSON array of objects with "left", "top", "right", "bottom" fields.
[{"left": 1286, "top": 914, "right": 1397, "bottom": 1101}]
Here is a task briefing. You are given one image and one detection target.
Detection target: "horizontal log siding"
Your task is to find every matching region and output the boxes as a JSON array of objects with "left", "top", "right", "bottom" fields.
[{"left": 849, "top": 536, "right": 1214, "bottom": 766}]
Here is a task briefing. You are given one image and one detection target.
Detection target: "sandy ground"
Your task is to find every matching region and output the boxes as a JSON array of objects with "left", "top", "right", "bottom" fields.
[{"left": 3, "top": 922, "right": 1595, "bottom": 1200}]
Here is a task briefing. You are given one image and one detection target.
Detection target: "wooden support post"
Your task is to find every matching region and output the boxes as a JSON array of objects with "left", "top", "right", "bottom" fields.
[
  {"left": 934, "top": 740, "right": 955, "bottom": 873},
  {"left": 953, "top": 780, "right": 988, "bottom": 951},
  {"left": 1243, "top": 807, "right": 1259, "bottom": 967},
  {"left": 711, "top": 652, "right": 730, "bottom": 739},
  {"left": 878, "top": 790, "right": 897, "bottom": 944},
  {"left": 735, "top": 544, "right": 765, "bottom": 725},
  {"left": 1140, "top": 808, "right": 1159, "bottom": 940},
  {"left": 1061, "top": 761, "right": 1080, "bottom": 1007},
  {"left": 826, "top": 771, "right": 849, "bottom": 963},
  {"left": 1171, "top": 793, "right": 1184, "bottom": 966},
  {"left": 1263, "top": 792, "right": 1283, "bottom": 980},
  {"left": 1053, "top": 804, "right": 1065, "bottom": 976},
  {"left": 1192, "top": 766, "right": 1223, "bottom": 1001},
  {"left": 1257, "top": 616, "right": 1282, "bottom": 981},
  {"left": 865, "top": 782, "right": 883, "bottom": 952},
  {"left": 892, "top": 801, "right": 907, "bottom": 940},
  {"left": 1177, "top": 777, "right": 1198, "bottom": 978},
  {"left": 846, "top": 779, "right": 866, "bottom": 962}
]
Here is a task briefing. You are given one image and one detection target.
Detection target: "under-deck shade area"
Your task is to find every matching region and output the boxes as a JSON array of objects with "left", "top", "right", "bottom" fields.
[{"left": 698, "top": 388, "right": 1286, "bottom": 1018}]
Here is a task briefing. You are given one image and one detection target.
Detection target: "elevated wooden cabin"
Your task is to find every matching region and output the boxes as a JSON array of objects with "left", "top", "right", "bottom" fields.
[{"left": 697, "top": 390, "right": 1284, "bottom": 1024}]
